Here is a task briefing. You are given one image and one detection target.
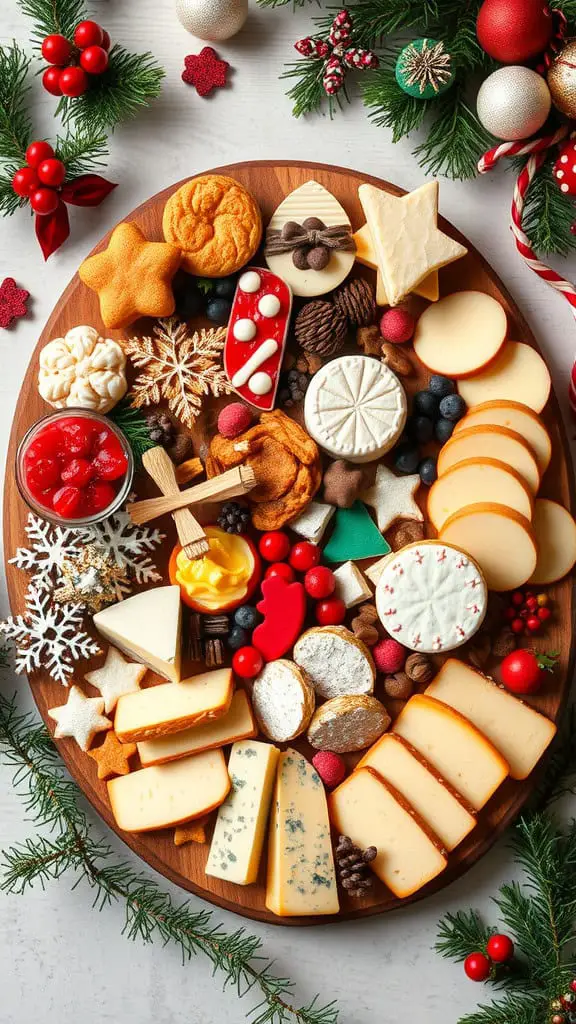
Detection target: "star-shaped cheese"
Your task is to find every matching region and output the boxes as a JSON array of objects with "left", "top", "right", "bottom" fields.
[
  {"left": 48, "top": 685, "right": 112, "bottom": 752},
  {"left": 361, "top": 464, "right": 423, "bottom": 533},
  {"left": 358, "top": 181, "right": 467, "bottom": 307},
  {"left": 85, "top": 646, "right": 147, "bottom": 714},
  {"left": 353, "top": 224, "right": 440, "bottom": 304},
  {"left": 78, "top": 222, "right": 181, "bottom": 330},
  {"left": 88, "top": 731, "right": 137, "bottom": 780}
]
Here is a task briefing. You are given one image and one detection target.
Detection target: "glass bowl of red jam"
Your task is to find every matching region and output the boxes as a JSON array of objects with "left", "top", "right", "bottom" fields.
[{"left": 16, "top": 410, "right": 134, "bottom": 526}]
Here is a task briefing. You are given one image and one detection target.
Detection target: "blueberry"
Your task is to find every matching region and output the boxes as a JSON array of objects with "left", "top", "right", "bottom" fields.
[
  {"left": 227, "top": 625, "right": 248, "bottom": 651},
  {"left": 428, "top": 375, "right": 455, "bottom": 399},
  {"left": 394, "top": 443, "right": 420, "bottom": 475},
  {"left": 419, "top": 456, "right": 438, "bottom": 486},
  {"left": 234, "top": 605, "right": 260, "bottom": 630},
  {"left": 206, "top": 297, "right": 232, "bottom": 325},
  {"left": 173, "top": 273, "right": 204, "bottom": 318},
  {"left": 439, "top": 393, "right": 467, "bottom": 422},
  {"left": 214, "top": 276, "right": 237, "bottom": 299},
  {"left": 407, "top": 415, "right": 434, "bottom": 445},
  {"left": 434, "top": 417, "right": 455, "bottom": 445},
  {"left": 412, "top": 390, "right": 439, "bottom": 418}
]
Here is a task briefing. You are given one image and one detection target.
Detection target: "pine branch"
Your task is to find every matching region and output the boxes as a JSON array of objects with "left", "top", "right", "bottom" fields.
[
  {"left": 413, "top": 88, "right": 492, "bottom": 180},
  {"left": 55, "top": 128, "right": 109, "bottom": 180},
  {"left": 519, "top": 159, "right": 576, "bottom": 259},
  {"left": 458, "top": 992, "right": 542, "bottom": 1024},
  {"left": 0, "top": 43, "right": 33, "bottom": 166},
  {"left": 58, "top": 46, "right": 164, "bottom": 134},
  {"left": 106, "top": 400, "right": 156, "bottom": 466},
  {"left": 553, "top": 0, "right": 576, "bottom": 22},
  {"left": 16, "top": 0, "right": 86, "bottom": 47},
  {"left": 435, "top": 909, "right": 495, "bottom": 961},
  {"left": 363, "top": 64, "right": 432, "bottom": 141},
  {"left": 282, "top": 57, "right": 342, "bottom": 118}
]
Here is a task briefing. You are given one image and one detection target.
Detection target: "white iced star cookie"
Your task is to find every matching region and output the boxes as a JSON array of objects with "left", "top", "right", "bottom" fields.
[
  {"left": 360, "top": 464, "right": 423, "bottom": 533},
  {"left": 85, "top": 646, "right": 147, "bottom": 713},
  {"left": 48, "top": 685, "right": 112, "bottom": 751}
]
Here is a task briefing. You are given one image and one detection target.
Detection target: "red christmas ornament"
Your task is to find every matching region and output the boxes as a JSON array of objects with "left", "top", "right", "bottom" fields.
[
  {"left": 264, "top": 562, "right": 295, "bottom": 583},
  {"left": 476, "top": 0, "right": 553, "bottom": 63},
  {"left": 182, "top": 47, "right": 230, "bottom": 97},
  {"left": 232, "top": 645, "right": 264, "bottom": 679},
  {"left": 41, "top": 33, "right": 72, "bottom": 66},
  {"left": 554, "top": 138, "right": 576, "bottom": 196},
  {"left": 259, "top": 531, "right": 291, "bottom": 563},
  {"left": 312, "top": 751, "right": 346, "bottom": 788},
  {"left": 80, "top": 45, "right": 109, "bottom": 75},
  {"left": 42, "top": 67, "right": 64, "bottom": 96},
  {"left": 294, "top": 9, "right": 379, "bottom": 99},
  {"left": 74, "top": 20, "right": 104, "bottom": 48},
  {"left": 464, "top": 952, "right": 491, "bottom": 982},
  {"left": 380, "top": 308, "right": 415, "bottom": 344},
  {"left": 59, "top": 66, "right": 89, "bottom": 97},
  {"left": 12, "top": 167, "right": 39, "bottom": 198},
  {"left": 289, "top": 541, "right": 321, "bottom": 572},
  {"left": 304, "top": 565, "right": 336, "bottom": 599},
  {"left": 30, "top": 188, "right": 59, "bottom": 216},
  {"left": 37, "top": 158, "right": 66, "bottom": 188},
  {"left": 0, "top": 278, "right": 29, "bottom": 329},
  {"left": 486, "top": 933, "right": 514, "bottom": 963},
  {"left": 315, "top": 597, "right": 346, "bottom": 625},
  {"left": 25, "top": 141, "right": 54, "bottom": 168}
]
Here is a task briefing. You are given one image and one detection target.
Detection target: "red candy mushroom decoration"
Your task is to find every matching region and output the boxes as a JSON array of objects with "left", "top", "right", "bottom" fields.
[{"left": 554, "top": 138, "right": 576, "bottom": 196}]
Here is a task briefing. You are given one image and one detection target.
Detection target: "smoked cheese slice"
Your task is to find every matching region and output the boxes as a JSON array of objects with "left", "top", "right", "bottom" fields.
[
  {"left": 427, "top": 458, "right": 533, "bottom": 531},
  {"left": 114, "top": 668, "right": 233, "bottom": 743},
  {"left": 457, "top": 342, "right": 551, "bottom": 414},
  {"left": 439, "top": 503, "right": 537, "bottom": 591},
  {"left": 528, "top": 498, "right": 576, "bottom": 585},
  {"left": 413, "top": 291, "right": 507, "bottom": 378},
  {"left": 437, "top": 425, "right": 540, "bottom": 494},
  {"left": 137, "top": 688, "right": 256, "bottom": 767},
  {"left": 454, "top": 401, "right": 551, "bottom": 475}
]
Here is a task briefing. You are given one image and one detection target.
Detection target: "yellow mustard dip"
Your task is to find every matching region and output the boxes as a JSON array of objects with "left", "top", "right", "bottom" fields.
[{"left": 175, "top": 525, "right": 255, "bottom": 611}]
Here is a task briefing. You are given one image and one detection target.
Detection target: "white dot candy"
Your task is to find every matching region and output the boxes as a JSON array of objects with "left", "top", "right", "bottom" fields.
[
  {"left": 258, "top": 294, "right": 281, "bottom": 318},
  {"left": 233, "top": 318, "right": 257, "bottom": 342},
  {"left": 248, "top": 372, "right": 273, "bottom": 395},
  {"left": 239, "top": 271, "right": 261, "bottom": 293}
]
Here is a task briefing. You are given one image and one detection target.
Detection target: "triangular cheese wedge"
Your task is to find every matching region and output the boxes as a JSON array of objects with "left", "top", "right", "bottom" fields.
[
  {"left": 353, "top": 223, "right": 440, "bottom": 304},
  {"left": 93, "top": 585, "right": 182, "bottom": 683},
  {"left": 358, "top": 181, "right": 467, "bottom": 306}
]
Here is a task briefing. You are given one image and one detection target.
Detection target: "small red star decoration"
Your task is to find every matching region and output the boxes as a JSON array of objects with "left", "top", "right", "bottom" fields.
[
  {"left": 182, "top": 47, "right": 230, "bottom": 97},
  {"left": 0, "top": 277, "right": 29, "bottom": 329}
]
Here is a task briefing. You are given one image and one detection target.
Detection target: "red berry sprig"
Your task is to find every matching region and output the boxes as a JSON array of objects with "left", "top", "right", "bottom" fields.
[
  {"left": 464, "top": 933, "right": 514, "bottom": 982},
  {"left": 12, "top": 142, "right": 66, "bottom": 215},
  {"left": 503, "top": 588, "right": 552, "bottom": 637},
  {"left": 40, "top": 20, "right": 111, "bottom": 98}
]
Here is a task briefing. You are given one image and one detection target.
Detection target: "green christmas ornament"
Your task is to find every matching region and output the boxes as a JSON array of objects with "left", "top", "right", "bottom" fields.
[
  {"left": 395, "top": 38, "right": 454, "bottom": 99},
  {"left": 323, "top": 502, "right": 390, "bottom": 564}
]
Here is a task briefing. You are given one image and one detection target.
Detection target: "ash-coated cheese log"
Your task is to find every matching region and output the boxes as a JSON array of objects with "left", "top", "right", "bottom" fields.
[
  {"left": 114, "top": 668, "right": 233, "bottom": 743},
  {"left": 137, "top": 688, "right": 256, "bottom": 767},
  {"left": 251, "top": 660, "right": 315, "bottom": 742},
  {"left": 307, "top": 694, "right": 390, "bottom": 753}
]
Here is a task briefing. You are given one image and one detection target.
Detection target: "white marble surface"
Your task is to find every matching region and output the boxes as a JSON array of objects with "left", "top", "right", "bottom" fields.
[{"left": 1, "top": 4, "right": 575, "bottom": 1023}]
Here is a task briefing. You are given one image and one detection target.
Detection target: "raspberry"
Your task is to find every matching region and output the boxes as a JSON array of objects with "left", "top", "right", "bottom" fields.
[
  {"left": 379, "top": 308, "right": 415, "bottom": 344},
  {"left": 373, "top": 638, "right": 406, "bottom": 674},
  {"left": 217, "top": 402, "right": 253, "bottom": 439},
  {"left": 312, "top": 751, "right": 346, "bottom": 789}
]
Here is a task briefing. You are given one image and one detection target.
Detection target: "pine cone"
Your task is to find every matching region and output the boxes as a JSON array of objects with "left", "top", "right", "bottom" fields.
[
  {"left": 146, "top": 410, "right": 175, "bottom": 446},
  {"left": 294, "top": 300, "right": 348, "bottom": 356},
  {"left": 335, "top": 835, "right": 377, "bottom": 898},
  {"left": 333, "top": 278, "right": 376, "bottom": 328}
]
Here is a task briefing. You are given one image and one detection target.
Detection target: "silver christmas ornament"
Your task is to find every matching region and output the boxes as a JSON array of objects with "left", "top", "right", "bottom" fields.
[
  {"left": 476, "top": 66, "right": 551, "bottom": 142},
  {"left": 175, "top": 0, "right": 248, "bottom": 41}
]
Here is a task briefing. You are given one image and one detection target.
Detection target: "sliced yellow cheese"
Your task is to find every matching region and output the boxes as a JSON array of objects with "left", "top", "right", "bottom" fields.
[
  {"left": 107, "top": 749, "right": 230, "bottom": 832},
  {"left": 206, "top": 740, "right": 279, "bottom": 885},
  {"left": 457, "top": 341, "right": 551, "bottom": 414},
  {"left": 528, "top": 498, "right": 576, "bottom": 585},
  {"left": 114, "top": 668, "right": 233, "bottom": 743},
  {"left": 266, "top": 748, "right": 339, "bottom": 917},
  {"left": 93, "top": 585, "right": 182, "bottom": 683},
  {"left": 439, "top": 503, "right": 537, "bottom": 591},
  {"left": 427, "top": 458, "right": 533, "bottom": 530},
  {"left": 393, "top": 694, "right": 509, "bottom": 810},
  {"left": 353, "top": 224, "right": 439, "bottom": 302},
  {"left": 357, "top": 733, "right": 476, "bottom": 852},
  {"left": 137, "top": 688, "right": 256, "bottom": 767},
  {"left": 329, "top": 767, "right": 448, "bottom": 898},
  {"left": 453, "top": 401, "right": 551, "bottom": 475},
  {"left": 425, "top": 659, "right": 557, "bottom": 781},
  {"left": 413, "top": 291, "right": 507, "bottom": 378},
  {"left": 437, "top": 425, "right": 540, "bottom": 494}
]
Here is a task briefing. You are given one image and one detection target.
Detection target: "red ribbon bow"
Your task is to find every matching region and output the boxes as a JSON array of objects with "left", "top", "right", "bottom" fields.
[
  {"left": 35, "top": 174, "right": 117, "bottom": 261},
  {"left": 294, "top": 9, "right": 379, "bottom": 97}
]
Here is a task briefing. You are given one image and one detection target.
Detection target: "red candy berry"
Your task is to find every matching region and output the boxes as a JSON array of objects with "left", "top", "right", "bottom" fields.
[
  {"left": 12, "top": 167, "right": 39, "bottom": 198},
  {"left": 526, "top": 615, "right": 541, "bottom": 633},
  {"left": 30, "top": 188, "right": 59, "bottom": 216},
  {"left": 304, "top": 566, "right": 336, "bottom": 600},
  {"left": 379, "top": 308, "right": 415, "bottom": 344},
  {"left": 37, "top": 158, "right": 66, "bottom": 188},
  {"left": 373, "top": 638, "right": 406, "bottom": 674},
  {"left": 312, "top": 751, "right": 346, "bottom": 789},
  {"left": 511, "top": 591, "right": 524, "bottom": 606},
  {"left": 232, "top": 645, "right": 264, "bottom": 679},
  {"left": 538, "top": 606, "right": 551, "bottom": 622},
  {"left": 25, "top": 141, "right": 54, "bottom": 168},
  {"left": 41, "top": 34, "right": 72, "bottom": 66},
  {"left": 52, "top": 485, "right": 82, "bottom": 518},
  {"left": 42, "top": 67, "right": 64, "bottom": 96},
  {"left": 60, "top": 458, "right": 93, "bottom": 488},
  {"left": 289, "top": 541, "right": 320, "bottom": 572},
  {"left": 217, "top": 402, "right": 252, "bottom": 439},
  {"left": 84, "top": 480, "right": 116, "bottom": 514},
  {"left": 486, "top": 934, "right": 514, "bottom": 964},
  {"left": 259, "top": 531, "right": 290, "bottom": 562},
  {"left": 464, "top": 952, "right": 491, "bottom": 982},
  {"left": 511, "top": 618, "right": 525, "bottom": 635},
  {"left": 59, "top": 66, "right": 89, "bottom": 97},
  {"left": 264, "top": 562, "right": 295, "bottom": 583},
  {"left": 315, "top": 597, "right": 346, "bottom": 626},
  {"left": 74, "top": 20, "right": 104, "bottom": 48},
  {"left": 80, "top": 45, "right": 109, "bottom": 75}
]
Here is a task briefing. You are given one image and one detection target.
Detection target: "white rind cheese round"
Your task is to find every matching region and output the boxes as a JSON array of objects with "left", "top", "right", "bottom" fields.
[
  {"left": 304, "top": 355, "right": 407, "bottom": 463},
  {"left": 375, "top": 541, "right": 487, "bottom": 654}
]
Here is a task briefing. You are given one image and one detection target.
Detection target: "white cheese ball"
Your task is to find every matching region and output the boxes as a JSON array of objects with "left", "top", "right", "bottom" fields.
[{"left": 38, "top": 325, "right": 127, "bottom": 413}]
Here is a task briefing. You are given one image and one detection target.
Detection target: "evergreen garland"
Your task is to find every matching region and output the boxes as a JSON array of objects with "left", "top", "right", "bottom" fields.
[{"left": 106, "top": 400, "right": 156, "bottom": 466}]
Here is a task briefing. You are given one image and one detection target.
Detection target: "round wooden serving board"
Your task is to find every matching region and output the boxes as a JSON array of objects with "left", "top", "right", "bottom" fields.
[{"left": 4, "top": 162, "right": 576, "bottom": 926}]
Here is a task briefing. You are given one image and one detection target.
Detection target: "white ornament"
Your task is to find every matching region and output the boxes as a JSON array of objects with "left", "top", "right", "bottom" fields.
[
  {"left": 258, "top": 294, "right": 281, "bottom": 318},
  {"left": 38, "top": 325, "right": 127, "bottom": 414},
  {"left": 10, "top": 513, "right": 84, "bottom": 593},
  {"left": 85, "top": 646, "right": 147, "bottom": 714},
  {"left": 238, "top": 271, "right": 261, "bottom": 293},
  {"left": 48, "top": 685, "right": 112, "bottom": 751},
  {"left": 175, "top": 0, "right": 248, "bottom": 41},
  {"left": 83, "top": 502, "right": 165, "bottom": 586},
  {"left": 360, "top": 464, "right": 423, "bottom": 533},
  {"left": 476, "top": 66, "right": 551, "bottom": 142}
]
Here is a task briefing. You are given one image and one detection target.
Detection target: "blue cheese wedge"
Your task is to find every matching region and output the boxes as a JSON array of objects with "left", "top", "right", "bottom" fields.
[
  {"left": 266, "top": 748, "right": 339, "bottom": 917},
  {"left": 205, "top": 740, "right": 279, "bottom": 885}
]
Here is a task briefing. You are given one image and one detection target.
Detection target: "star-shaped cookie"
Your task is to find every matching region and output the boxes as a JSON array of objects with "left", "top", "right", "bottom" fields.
[
  {"left": 174, "top": 815, "right": 210, "bottom": 846},
  {"left": 48, "top": 685, "right": 112, "bottom": 752},
  {"left": 78, "top": 222, "right": 181, "bottom": 330},
  {"left": 88, "top": 731, "right": 137, "bottom": 780},
  {"left": 85, "top": 646, "right": 147, "bottom": 713},
  {"left": 361, "top": 464, "right": 423, "bottom": 533}
]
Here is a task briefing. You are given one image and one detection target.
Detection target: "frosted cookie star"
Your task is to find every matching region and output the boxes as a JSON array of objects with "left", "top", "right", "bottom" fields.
[
  {"left": 361, "top": 464, "right": 423, "bottom": 533},
  {"left": 85, "top": 646, "right": 147, "bottom": 714},
  {"left": 48, "top": 685, "right": 112, "bottom": 751}
]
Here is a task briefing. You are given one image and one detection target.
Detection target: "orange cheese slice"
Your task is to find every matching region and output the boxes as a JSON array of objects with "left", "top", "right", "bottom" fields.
[
  {"left": 437, "top": 425, "right": 540, "bottom": 495},
  {"left": 413, "top": 291, "right": 507, "bottom": 377},
  {"left": 453, "top": 400, "right": 551, "bottom": 475},
  {"left": 439, "top": 502, "right": 537, "bottom": 591},
  {"left": 457, "top": 341, "right": 551, "bottom": 413},
  {"left": 427, "top": 458, "right": 533, "bottom": 531},
  {"left": 528, "top": 498, "right": 576, "bottom": 584}
]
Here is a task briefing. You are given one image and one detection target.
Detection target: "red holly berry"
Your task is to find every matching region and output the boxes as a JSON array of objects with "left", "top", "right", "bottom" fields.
[
  {"left": 264, "top": 562, "right": 295, "bottom": 583},
  {"left": 101, "top": 29, "right": 111, "bottom": 51},
  {"left": 30, "top": 188, "right": 59, "bottom": 216},
  {"left": 511, "top": 617, "right": 525, "bottom": 635},
  {"left": 52, "top": 485, "right": 82, "bottom": 518},
  {"left": 312, "top": 751, "right": 346, "bottom": 788},
  {"left": 304, "top": 565, "right": 336, "bottom": 600},
  {"left": 486, "top": 934, "right": 514, "bottom": 964},
  {"left": 526, "top": 615, "right": 541, "bottom": 633},
  {"left": 315, "top": 597, "right": 346, "bottom": 626},
  {"left": 73, "top": 20, "right": 104, "bottom": 48},
  {"left": 511, "top": 590, "right": 524, "bottom": 607},
  {"left": 289, "top": 541, "right": 320, "bottom": 572},
  {"left": 464, "top": 952, "right": 491, "bottom": 982},
  {"left": 80, "top": 45, "right": 109, "bottom": 75},
  {"left": 37, "top": 158, "right": 66, "bottom": 188},
  {"left": 570, "top": 979, "right": 576, "bottom": 993},
  {"left": 525, "top": 596, "right": 538, "bottom": 612},
  {"left": 259, "top": 531, "right": 291, "bottom": 562},
  {"left": 500, "top": 649, "right": 558, "bottom": 695},
  {"left": 25, "top": 140, "right": 54, "bottom": 168},
  {"left": 41, "top": 33, "right": 72, "bottom": 66},
  {"left": 42, "top": 66, "right": 64, "bottom": 96},
  {"left": 12, "top": 167, "right": 39, "bottom": 198},
  {"left": 538, "top": 606, "right": 551, "bottom": 622},
  {"left": 232, "top": 645, "right": 264, "bottom": 679},
  {"left": 59, "top": 66, "right": 89, "bottom": 97},
  {"left": 373, "top": 638, "right": 406, "bottom": 674},
  {"left": 504, "top": 606, "right": 516, "bottom": 622}
]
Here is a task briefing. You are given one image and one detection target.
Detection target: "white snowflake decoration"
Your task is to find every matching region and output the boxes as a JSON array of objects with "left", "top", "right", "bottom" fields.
[
  {"left": 83, "top": 502, "right": 164, "bottom": 586},
  {"left": 0, "top": 585, "right": 101, "bottom": 687},
  {"left": 10, "top": 514, "right": 82, "bottom": 593}
]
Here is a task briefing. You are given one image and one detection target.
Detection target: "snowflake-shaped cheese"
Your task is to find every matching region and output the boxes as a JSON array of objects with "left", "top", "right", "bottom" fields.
[
  {"left": 375, "top": 542, "right": 487, "bottom": 653},
  {"left": 304, "top": 354, "right": 407, "bottom": 463}
]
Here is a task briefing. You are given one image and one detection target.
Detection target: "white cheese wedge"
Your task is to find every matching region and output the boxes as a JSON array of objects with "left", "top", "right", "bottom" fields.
[
  {"left": 266, "top": 748, "right": 339, "bottom": 916},
  {"left": 330, "top": 767, "right": 448, "bottom": 898},
  {"left": 353, "top": 223, "right": 440, "bottom": 302},
  {"left": 453, "top": 401, "right": 551, "bottom": 475},
  {"left": 107, "top": 749, "right": 230, "bottom": 832},
  {"left": 137, "top": 688, "right": 256, "bottom": 767},
  {"left": 93, "top": 586, "right": 182, "bottom": 683},
  {"left": 393, "top": 694, "right": 509, "bottom": 810},
  {"left": 425, "top": 659, "right": 557, "bottom": 781},
  {"left": 457, "top": 341, "right": 551, "bottom": 414},
  {"left": 206, "top": 740, "right": 279, "bottom": 885},
  {"left": 357, "top": 734, "right": 476, "bottom": 852},
  {"left": 114, "top": 668, "right": 233, "bottom": 743}
]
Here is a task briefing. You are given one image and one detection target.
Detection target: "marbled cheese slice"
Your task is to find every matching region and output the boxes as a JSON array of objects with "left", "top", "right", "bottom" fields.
[
  {"left": 304, "top": 355, "right": 407, "bottom": 463},
  {"left": 375, "top": 541, "right": 487, "bottom": 653},
  {"left": 266, "top": 748, "right": 339, "bottom": 916},
  {"left": 206, "top": 740, "right": 279, "bottom": 885}
]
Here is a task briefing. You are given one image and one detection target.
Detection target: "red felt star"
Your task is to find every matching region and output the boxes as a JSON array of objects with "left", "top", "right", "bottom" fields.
[
  {"left": 182, "top": 47, "right": 230, "bottom": 97},
  {"left": 0, "top": 278, "right": 29, "bottom": 329}
]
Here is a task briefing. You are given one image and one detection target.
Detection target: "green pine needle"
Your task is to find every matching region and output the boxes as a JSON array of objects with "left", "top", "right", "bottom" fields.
[
  {"left": 363, "top": 64, "right": 432, "bottom": 142},
  {"left": 55, "top": 128, "right": 109, "bottom": 180},
  {"left": 106, "top": 400, "right": 155, "bottom": 465},
  {"left": 413, "top": 89, "right": 492, "bottom": 180},
  {"left": 282, "top": 57, "right": 343, "bottom": 119},
  {"left": 0, "top": 43, "right": 32, "bottom": 167},
  {"left": 58, "top": 45, "right": 165, "bottom": 134},
  {"left": 519, "top": 160, "right": 576, "bottom": 259},
  {"left": 17, "top": 0, "right": 86, "bottom": 45},
  {"left": 435, "top": 909, "right": 495, "bottom": 961}
]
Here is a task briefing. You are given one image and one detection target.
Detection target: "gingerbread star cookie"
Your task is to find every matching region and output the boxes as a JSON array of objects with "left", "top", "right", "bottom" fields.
[
  {"left": 79, "top": 222, "right": 181, "bottom": 330},
  {"left": 360, "top": 464, "right": 423, "bottom": 533},
  {"left": 48, "top": 685, "right": 112, "bottom": 751},
  {"left": 174, "top": 815, "right": 210, "bottom": 846},
  {"left": 85, "top": 646, "right": 147, "bottom": 713},
  {"left": 88, "top": 731, "right": 137, "bottom": 780}
]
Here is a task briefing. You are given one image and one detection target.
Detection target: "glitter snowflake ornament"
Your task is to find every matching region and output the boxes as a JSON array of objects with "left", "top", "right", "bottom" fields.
[
  {"left": 10, "top": 514, "right": 85, "bottom": 593},
  {"left": 294, "top": 9, "right": 379, "bottom": 98},
  {"left": 53, "top": 544, "right": 131, "bottom": 612},
  {"left": 395, "top": 38, "right": 454, "bottom": 99},
  {"left": 84, "top": 503, "right": 164, "bottom": 585}
]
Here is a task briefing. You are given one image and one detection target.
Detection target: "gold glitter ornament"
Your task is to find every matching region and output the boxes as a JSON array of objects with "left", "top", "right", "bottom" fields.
[
  {"left": 548, "top": 41, "right": 576, "bottom": 118},
  {"left": 53, "top": 545, "right": 130, "bottom": 612}
]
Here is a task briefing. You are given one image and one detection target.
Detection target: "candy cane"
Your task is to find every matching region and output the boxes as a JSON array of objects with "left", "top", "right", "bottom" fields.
[{"left": 478, "top": 124, "right": 570, "bottom": 174}]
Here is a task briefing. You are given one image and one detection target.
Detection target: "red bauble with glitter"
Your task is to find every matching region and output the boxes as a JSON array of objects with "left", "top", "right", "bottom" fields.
[
  {"left": 380, "top": 308, "right": 415, "bottom": 344},
  {"left": 464, "top": 952, "right": 491, "bottom": 982},
  {"left": 476, "top": 0, "right": 553, "bottom": 63},
  {"left": 554, "top": 139, "right": 576, "bottom": 197}
]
